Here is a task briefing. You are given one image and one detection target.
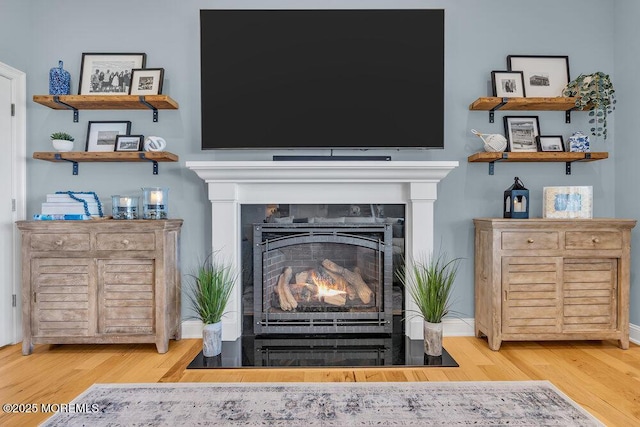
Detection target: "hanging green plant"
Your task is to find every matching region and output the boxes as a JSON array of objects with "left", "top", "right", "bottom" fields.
[{"left": 563, "top": 72, "right": 616, "bottom": 140}]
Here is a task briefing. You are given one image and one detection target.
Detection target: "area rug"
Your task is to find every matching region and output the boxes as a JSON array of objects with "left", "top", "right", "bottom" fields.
[{"left": 41, "top": 381, "right": 603, "bottom": 426}]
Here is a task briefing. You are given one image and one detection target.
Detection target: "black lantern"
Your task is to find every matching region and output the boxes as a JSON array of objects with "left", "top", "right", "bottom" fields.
[{"left": 504, "top": 177, "right": 529, "bottom": 219}]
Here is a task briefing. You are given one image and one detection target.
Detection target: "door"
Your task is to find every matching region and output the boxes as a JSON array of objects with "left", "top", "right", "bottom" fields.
[{"left": 0, "top": 75, "right": 13, "bottom": 346}]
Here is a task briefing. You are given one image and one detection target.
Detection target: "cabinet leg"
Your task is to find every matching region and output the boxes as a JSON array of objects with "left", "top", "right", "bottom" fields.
[
  {"left": 619, "top": 337, "right": 629, "bottom": 350},
  {"left": 156, "top": 340, "right": 169, "bottom": 354},
  {"left": 22, "top": 340, "right": 33, "bottom": 355},
  {"left": 487, "top": 337, "right": 501, "bottom": 351}
]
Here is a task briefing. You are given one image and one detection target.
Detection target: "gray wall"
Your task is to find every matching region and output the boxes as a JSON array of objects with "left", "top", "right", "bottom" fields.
[{"left": 1, "top": 0, "right": 635, "bottom": 325}]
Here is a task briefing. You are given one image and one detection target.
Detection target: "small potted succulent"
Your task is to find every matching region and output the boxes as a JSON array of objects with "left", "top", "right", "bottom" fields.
[{"left": 50, "top": 131, "right": 75, "bottom": 152}]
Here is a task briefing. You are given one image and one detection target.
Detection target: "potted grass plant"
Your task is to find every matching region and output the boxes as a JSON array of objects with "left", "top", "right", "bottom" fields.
[
  {"left": 186, "top": 253, "right": 236, "bottom": 357},
  {"left": 396, "top": 252, "right": 461, "bottom": 357},
  {"left": 50, "top": 131, "right": 74, "bottom": 152}
]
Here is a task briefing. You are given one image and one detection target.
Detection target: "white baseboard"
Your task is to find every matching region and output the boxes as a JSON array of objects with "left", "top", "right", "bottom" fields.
[
  {"left": 182, "top": 320, "right": 204, "bottom": 339},
  {"left": 630, "top": 323, "right": 640, "bottom": 345}
]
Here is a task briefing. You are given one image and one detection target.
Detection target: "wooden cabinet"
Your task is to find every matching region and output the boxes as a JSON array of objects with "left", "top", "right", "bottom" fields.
[
  {"left": 473, "top": 218, "right": 636, "bottom": 350},
  {"left": 17, "top": 219, "right": 183, "bottom": 355}
]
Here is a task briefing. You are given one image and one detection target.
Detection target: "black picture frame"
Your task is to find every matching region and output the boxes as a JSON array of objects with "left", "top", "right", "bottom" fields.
[
  {"left": 85, "top": 121, "right": 132, "bottom": 152},
  {"left": 78, "top": 53, "right": 147, "bottom": 95},
  {"left": 491, "top": 71, "right": 526, "bottom": 97},
  {"left": 129, "top": 68, "right": 164, "bottom": 95},
  {"left": 537, "top": 135, "right": 565, "bottom": 152},
  {"left": 503, "top": 116, "right": 540, "bottom": 152},
  {"left": 507, "top": 55, "right": 570, "bottom": 97},
  {"left": 114, "top": 135, "right": 144, "bottom": 152}
]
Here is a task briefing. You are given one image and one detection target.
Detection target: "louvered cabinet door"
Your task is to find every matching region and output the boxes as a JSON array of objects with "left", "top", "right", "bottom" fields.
[{"left": 501, "top": 256, "right": 562, "bottom": 335}]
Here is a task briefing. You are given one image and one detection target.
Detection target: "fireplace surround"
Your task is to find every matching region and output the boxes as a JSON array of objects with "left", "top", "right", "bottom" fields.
[{"left": 185, "top": 160, "right": 458, "bottom": 341}]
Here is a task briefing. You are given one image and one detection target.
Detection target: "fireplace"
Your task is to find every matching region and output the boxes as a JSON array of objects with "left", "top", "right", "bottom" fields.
[
  {"left": 253, "top": 222, "right": 394, "bottom": 334},
  {"left": 185, "top": 160, "right": 458, "bottom": 341}
]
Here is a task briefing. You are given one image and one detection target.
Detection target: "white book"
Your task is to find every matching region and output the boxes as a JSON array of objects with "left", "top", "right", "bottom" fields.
[
  {"left": 41, "top": 202, "right": 100, "bottom": 215},
  {"left": 46, "top": 193, "right": 101, "bottom": 204}
]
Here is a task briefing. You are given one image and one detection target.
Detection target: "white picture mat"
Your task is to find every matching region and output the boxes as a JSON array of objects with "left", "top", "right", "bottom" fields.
[
  {"left": 543, "top": 186, "right": 593, "bottom": 219},
  {"left": 509, "top": 56, "right": 568, "bottom": 97}
]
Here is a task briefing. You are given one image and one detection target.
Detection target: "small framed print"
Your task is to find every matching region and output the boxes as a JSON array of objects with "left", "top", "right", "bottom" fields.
[
  {"left": 543, "top": 186, "right": 593, "bottom": 219},
  {"left": 503, "top": 116, "right": 540, "bottom": 152},
  {"left": 85, "top": 121, "right": 132, "bottom": 152},
  {"left": 507, "top": 55, "right": 570, "bottom": 97},
  {"left": 491, "top": 71, "right": 525, "bottom": 97},
  {"left": 78, "top": 53, "right": 146, "bottom": 95},
  {"left": 129, "top": 68, "right": 164, "bottom": 95},
  {"left": 537, "top": 135, "right": 565, "bottom": 152},
  {"left": 114, "top": 135, "right": 144, "bottom": 152}
]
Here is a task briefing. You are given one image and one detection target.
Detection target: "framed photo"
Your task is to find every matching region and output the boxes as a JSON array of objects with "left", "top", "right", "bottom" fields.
[
  {"left": 85, "top": 121, "right": 132, "bottom": 152},
  {"left": 503, "top": 116, "right": 540, "bottom": 152},
  {"left": 537, "top": 135, "right": 565, "bottom": 152},
  {"left": 78, "top": 53, "right": 146, "bottom": 95},
  {"left": 114, "top": 135, "right": 144, "bottom": 152},
  {"left": 543, "top": 186, "right": 593, "bottom": 219},
  {"left": 507, "top": 55, "right": 569, "bottom": 97},
  {"left": 129, "top": 68, "right": 164, "bottom": 95},
  {"left": 491, "top": 71, "right": 526, "bottom": 97}
]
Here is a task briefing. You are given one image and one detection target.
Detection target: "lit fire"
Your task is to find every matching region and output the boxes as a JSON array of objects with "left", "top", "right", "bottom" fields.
[{"left": 311, "top": 272, "right": 346, "bottom": 298}]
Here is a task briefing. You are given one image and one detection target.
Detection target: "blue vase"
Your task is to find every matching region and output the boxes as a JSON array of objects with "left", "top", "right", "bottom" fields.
[
  {"left": 49, "top": 60, "right": 71, "bottom": 95},
  {"left": 568, "top": 131, "right": 590, "bottom": 152}
]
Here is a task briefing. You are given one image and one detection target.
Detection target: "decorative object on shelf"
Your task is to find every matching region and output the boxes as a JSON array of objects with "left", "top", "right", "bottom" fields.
[
  {"left": 503, "top": 177, "right": 529, "bottom": 219},
  {"left": 142, "top": 187, "right": 168, "bottom": 219},
  {"left": 186, "top": 253, "right": 237, "bottom": 357},
  {"left": 543, "top": 186, "right": 593, "bottom": 219},
  {"left": 563, "top": 72, "right": 615, "bottom": 140},
  {"left": 50, "top": 131, "right": 74, "bottom": 152},
  {"left": 537, "top": 135, "right": 565, "bottom": 152},
  {"left": 111, "top": 195, "right": 138, "bottom": 220},
  {"left": 491, "top": 70, "right": 525, "bottom": 97},
  {"left": 507, "top": 55, "right": 570, "bottom": 97},
  {"left": 85, "top": 121, "right": 132, "bottom": 152},
  {"left": 114, "top": 135, "right": 144, "bottom": 152},
  {"left": 471, "top": 129, "right": 507, "bottom": 152},
  {"left": 49, "top": 60, "right": 71, "bottom": 95},
  {"left": 54, "top": 191, "right": 104, "bottom": 218},
  {"left": 78, "top": 52, "right": 146, "bottom": 95},
  {"left": 503, "top": 116, "right": 540, "bottom": 152},
  {"left": 144, "top": 136, "right": 167, "bottom": 152},
  {"left": 129, "top": 68, "right": 165, "bottom": 95},
  {"left": 567, "top": 131, "right": 590, "bottom": 152},
  {"left": 396, "top": 252, "right": 461, "bottom": 357}
]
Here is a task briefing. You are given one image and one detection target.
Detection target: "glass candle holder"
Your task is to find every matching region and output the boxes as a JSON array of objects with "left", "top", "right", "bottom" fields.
[
  {"left": 142, "top": 187, "right": 168, "bottom": 219},
  {"left": 111, "top": 195, "right": 138, "bottom": 220}
]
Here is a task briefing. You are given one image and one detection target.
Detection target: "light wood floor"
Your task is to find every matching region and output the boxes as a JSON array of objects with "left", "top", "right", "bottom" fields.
[{"left": 1, "top": 337, "right": 639, "bottom": 426}]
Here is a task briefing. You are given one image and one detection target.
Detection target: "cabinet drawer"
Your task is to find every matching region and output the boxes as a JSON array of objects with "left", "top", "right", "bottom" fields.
[
  {"left": 502, "top": 232, "right": 559, "bottom": 250},
  {"left": 565, "top": 231, "right": 622, "bottom": 250},
  {"left": 96, "top": 233, "right": 156, "bottom": 251},
  {"left": 30, "top": 233, "right": 90, "bottom": 251}
]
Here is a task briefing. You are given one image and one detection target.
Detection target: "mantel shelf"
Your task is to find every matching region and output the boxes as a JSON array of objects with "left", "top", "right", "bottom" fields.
[
  {"left": 467, "top": 151, "right": 608, "bottom": 175},
  {"left": 33, "top": 151, "right": 179, "bottom": 175},
  {"left": 469, "top": 97, "right": 585, "bottom": 123}
]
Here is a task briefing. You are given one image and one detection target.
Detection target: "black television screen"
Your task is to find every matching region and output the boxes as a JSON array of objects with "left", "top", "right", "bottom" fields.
[{"left": 200, "top": 9, "right": 444, "bottom": 150}]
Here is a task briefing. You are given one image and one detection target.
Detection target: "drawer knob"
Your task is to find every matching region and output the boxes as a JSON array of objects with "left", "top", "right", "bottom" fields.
[
  {"left": 527, "top": 238, "right": 534, "bottom": 243},
  {"left": 55, "top": 240, "right": 63, "bottom": 246},
  {"left": 592, "top": 237, "right": 600, "bottom": 243},
  {"left": 121, "top": 239, "right": 130, "bottom": 245}
]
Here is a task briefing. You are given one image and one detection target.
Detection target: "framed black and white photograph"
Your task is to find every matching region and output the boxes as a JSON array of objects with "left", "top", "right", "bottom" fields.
[
  {"left": 78, "top": 53, "right": 146, "bottom": 95},
  {"left": 114, "top": 135, "right": 144, "bottom": 152},
  {"left": 129, "top": 68, "right": 164, "bottom": 95},
  {"left": 507, "top": 55, "right": 569, "bottom": 97},
  {"left": 503, "top": 116, "right": 540, "bottom": 152},
  {"left": 491, "top": 71, "right": 526, "bottom": 97},
  {"left": 537, "top": 135, "right": 565, "bottom": 152},
  {"left": 85, "top": 121, "right": 132, "bottom": 152}
]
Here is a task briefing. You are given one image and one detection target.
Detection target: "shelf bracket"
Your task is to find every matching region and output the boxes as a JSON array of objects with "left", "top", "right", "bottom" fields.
[
  {"left": 139, "top": 153, "right": 159, "bottom": 174},
  {"left": 565, "top": 152, "right": 592, "bottom": 175},
  {"left": 54, "top": 153, "right": 79, "bottom": 175},
  {"left": 489, "top": 98, "right": 508, "bottom": 123},
  {"left": 52, "top": 96, "right": 79, "bottom": 122},
  {"left": 139, "top": 96, "right": 158, "bottom": 122},
  {"left": 488, "top": 152, "right": 509, "bottom": 175}
]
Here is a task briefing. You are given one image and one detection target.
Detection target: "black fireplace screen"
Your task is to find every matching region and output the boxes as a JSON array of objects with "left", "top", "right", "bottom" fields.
[{"left": 253, "top": 223, "right": 393, "bottom": 334}]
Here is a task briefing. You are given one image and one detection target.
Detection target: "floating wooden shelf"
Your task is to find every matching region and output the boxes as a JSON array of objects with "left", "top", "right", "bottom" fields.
[
  {"left": 467, "top": 151, "right": 608, "bottom": 175},
  {"left": 33, "top": 151, "right": 179, "bottom": 175},
  {"left": 469, "top": 97, "right": 584, "bottom": 123},
  {"left": 33, "top": 94, "right": 179, "bottom": 122}
]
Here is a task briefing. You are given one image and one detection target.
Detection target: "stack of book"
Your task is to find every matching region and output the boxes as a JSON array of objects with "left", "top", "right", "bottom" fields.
[{"left": 34, "top": 192, "right": 101, "bottom": 220}]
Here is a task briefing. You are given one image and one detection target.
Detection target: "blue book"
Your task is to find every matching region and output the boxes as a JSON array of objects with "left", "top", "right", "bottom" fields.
[{"left": 33, "top": 214, "right": 90, "bottom": 221}]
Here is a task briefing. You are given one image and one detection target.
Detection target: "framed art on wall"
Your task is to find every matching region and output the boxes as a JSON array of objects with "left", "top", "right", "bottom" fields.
[
  {"left": 114, "top": 135, "right": 144, "bottom": 152},
  {"left": 78, "top": 53, "right": 147, "bottom": 95},
  {"left": 85, "top": 121, "right": 132, "bottom": 152},
  {"left": 507, "top": 55, "right": 569, "bottom": 97},
  {"left": 503, "top": 116, "right": 540, "bottom": 152},
  {"left": 543, "top": 186, "right": 593, "bottom": 219},
  {"left": 491, "top": 71, "right": 525, "bottom": 97},
  {"left": 537, "top": 135, "right": 565, "bottom": 152},
  {"left": 129, "top": 68, "right": 164, "bottom": 95}
]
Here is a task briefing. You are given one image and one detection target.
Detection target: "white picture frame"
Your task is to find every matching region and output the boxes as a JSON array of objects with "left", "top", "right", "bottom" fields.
[
  {"left": 507, "top": 55, "right": 569, "bottom": 97},
  {"left": 543, "top": 186, "right": 593, "bottom": 219},
  {"left": 78, "top": 53, "right": 146, "bottom": 95},
  {"left": 85, "top": 121, "right": 132, "bottom": 152}
]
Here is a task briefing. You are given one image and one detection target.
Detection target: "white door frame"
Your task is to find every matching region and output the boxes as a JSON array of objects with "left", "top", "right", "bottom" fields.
[{"left": 0, "top": 62, "right": 27, "bottom": 344}]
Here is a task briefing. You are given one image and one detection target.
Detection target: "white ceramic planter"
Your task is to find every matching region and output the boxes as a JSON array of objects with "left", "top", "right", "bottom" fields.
[
  {"left": 202, "top": 322, "right": 223, "bottom": 357},
  {"left": 423, "top": 320, "right": 443, "bottom": 357},
  {"left": 52, "top": 139, "right": 73, "bottom": 152}
]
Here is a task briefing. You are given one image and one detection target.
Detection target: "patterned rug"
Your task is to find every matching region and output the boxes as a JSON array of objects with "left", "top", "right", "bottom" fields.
[{"left": 41, "top": 381, "right": 603, "bottom": 426}]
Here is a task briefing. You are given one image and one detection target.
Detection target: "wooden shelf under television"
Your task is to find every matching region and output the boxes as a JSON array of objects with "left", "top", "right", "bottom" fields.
[{"left": 33, "top": 151, "right": 179, "bottom": 175}]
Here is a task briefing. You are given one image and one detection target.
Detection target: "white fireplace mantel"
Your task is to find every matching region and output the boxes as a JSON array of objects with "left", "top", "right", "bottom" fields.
[{"left": 186, "top": 160, "right": 459, "bottom": 340}]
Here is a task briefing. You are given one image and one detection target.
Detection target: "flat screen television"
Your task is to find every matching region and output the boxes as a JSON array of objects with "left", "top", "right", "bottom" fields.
[{"left": 200, "top": 9, "right": 444, "bottom": 150}]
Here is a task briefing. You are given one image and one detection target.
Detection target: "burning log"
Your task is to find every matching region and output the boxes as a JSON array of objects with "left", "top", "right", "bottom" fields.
[
  {"left": 323, "top": 292, "right": 347, "bottom": 306},
  {"left": 276, "top": 266, "right": 297, "bottom": 311},
  {"left": 295, "top": 270, "right": 310, "bottom": 284},
  {"left": 321, "top": 259, "right": 373, "bottom": 304},
  {"left": 322, "top": 268, "right": 349, "bottom": 294}
]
